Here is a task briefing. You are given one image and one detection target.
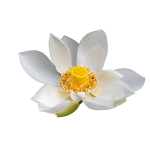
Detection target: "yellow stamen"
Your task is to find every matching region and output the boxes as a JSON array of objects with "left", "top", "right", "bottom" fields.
[{"left": 59, "top": 66, "right": 98, "bottom": 96}]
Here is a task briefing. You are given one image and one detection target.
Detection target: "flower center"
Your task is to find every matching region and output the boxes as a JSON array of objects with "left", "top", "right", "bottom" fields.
[{"left": 59, "top": 66, "right": 98, "bottom": 96}]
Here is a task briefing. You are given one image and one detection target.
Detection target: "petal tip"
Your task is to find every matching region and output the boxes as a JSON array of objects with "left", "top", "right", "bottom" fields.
[
  {"left": 49, "top": 33, "right": 56, "bottom": 39},
  {"left": 19, "top": 51, "right": 25, "bottom": 57}
]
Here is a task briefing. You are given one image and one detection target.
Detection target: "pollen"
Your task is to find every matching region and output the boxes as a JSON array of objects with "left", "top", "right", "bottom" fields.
[{"left": 59, "top": 66, "right": 98, "bottom": 96}]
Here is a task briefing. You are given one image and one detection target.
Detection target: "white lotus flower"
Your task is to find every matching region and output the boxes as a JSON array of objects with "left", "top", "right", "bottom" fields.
[{"left": 19, "top": 30, "right": 145, "bottom": 117}]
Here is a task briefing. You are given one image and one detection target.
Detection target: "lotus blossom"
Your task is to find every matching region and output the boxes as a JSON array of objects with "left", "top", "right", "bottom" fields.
[{"left": 19, "top": 30, "right": 145, "bottom": 117}]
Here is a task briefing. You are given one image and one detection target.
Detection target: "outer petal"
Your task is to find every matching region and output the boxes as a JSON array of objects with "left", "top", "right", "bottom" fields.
[
  {"left": 19, "top": 50, "right": 60, "bottom": 86},
  {"left": 91, "top": 80, "right": 134, "bottom": 101},
  {"left": 77, "top": 44, "right": 105, "bottom": 74},
  {"left": 36, "top": 95, "right": 73, "bottom": 114},
  {"left": 31, "top": 85, "right": 68, "bottom": 107},
  {"left": 115, "top": 68, "right": 145, "bottom": 91},
  {"left": 38, "top": 104, "right": 50, "bottom": 112},
  {"left": 38, "top": 100, "right": 70, "bottom": 114},
  {"left": 84, "top": 94, "right": 115, "bottom": 110},
  {"left": 97, "top": 70, "right": 123, "bottom": 87},
  {"left": 62, "top": 36, "right": 78, "bottom": 67},
  {"left": 49, "top": 34, "right": 72, "bottom": 74},
  {"left": 77, "top": 30, "right": 108, "bottom": 64},
  {"left": 71, "top": 91, "right": 85, "bottom": 102}
]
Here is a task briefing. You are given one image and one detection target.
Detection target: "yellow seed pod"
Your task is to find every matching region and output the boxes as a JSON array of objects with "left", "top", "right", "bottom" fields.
[{"left": 71, "top": 67, "right": 88, "bottom": 83}]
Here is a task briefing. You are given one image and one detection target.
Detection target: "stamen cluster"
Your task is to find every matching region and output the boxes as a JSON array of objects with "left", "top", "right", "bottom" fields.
[{"left": 59, "top": 66, "right": 98, "bottom": 96}]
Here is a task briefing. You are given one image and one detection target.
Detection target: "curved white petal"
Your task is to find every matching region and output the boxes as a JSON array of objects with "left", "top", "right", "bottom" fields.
[
  {"left": 78, "top": 92, "right": 85, "bottom": 100},
  {"left": 77, "top": 30, "right": 108, "bottom": 64},
  {"left": 91, "top": 80, "right": 134, "bottom": 101},
  {"left": 31, "top": 85, "right": 68, "bottom": 107},
  {"left": 62, "top": 36, "right": 78, "bottom": 67},
  {"left": 115, "top": 68, "right": 145, "bottom": 91},
  {"left": 113, "top": 98, "right": 126, "bottom": 108},
  {"left": 71, "top": 91, "right": 85, "bottom": 102},
  {"left": 49, "top": 34, "right": 72, "bottom": 74},
  {"left": 97, "top": 70, "right": 123, "bottom": 87},
  {"left": 19, "top": 50, "right": 60, "bottom": 86},
  {"left": 77, "top": 44, "right": 105, "bottom": 74},
  {"left": 84, "top": 94, "right": 115, "bottom": 110},
  {"left": 38, "top": 100, "right": 70, "bottom": 114},
  {"left": 38, "top": 104, "right": 50, "bottom": 112}
]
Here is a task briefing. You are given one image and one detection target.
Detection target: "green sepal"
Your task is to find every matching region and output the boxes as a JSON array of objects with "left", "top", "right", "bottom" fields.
[
  {"left": 113, "top": 98, "right": 126, "bottom": 108},
  {"left": 56, "top": 101, "right": 80, "bottom": 118}
]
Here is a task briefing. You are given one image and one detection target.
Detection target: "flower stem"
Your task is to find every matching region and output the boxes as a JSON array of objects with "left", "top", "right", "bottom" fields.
[{"left": 79, "top": 100, "right": 83, "bottom": 105}]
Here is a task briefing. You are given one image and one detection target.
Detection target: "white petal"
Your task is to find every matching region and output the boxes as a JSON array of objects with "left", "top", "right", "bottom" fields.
[
  {"left": 78, "top": 92, "right": 85, "bottom": 100},
  {"left": 71, "top": 91, "right": 85, "bottom": 102},
  {"left": 71, "top": 91, "right": 79, "bottom": 101},
  {"left": 77, "top": 44, "right": 105, "bottom": 74},
  {"left": 115, "top": 68, "right": 145, "bottom": 91},
  {"left": 31, "top": 85, "right": 68, "bottom": 107},
  {"left": 62, "top": 36, "right": 78, "bottom": 67},
  {"left": 113, "top": 98, "right": 127, "bottom": 108},
  {"left": 38, "top": 100, "right": 70, "bottom": 114},
  {"left": 38, "top": 104, "right": 50, "bottom": 111},
  {"left": 84, "top": 94, "right": 115, "bottom": 110},
  {"left": 97, "top": 70, "right": 123, "bottom": 87},
  {"left": 19, "top": 50, "right": 60, "bottom": 86},
  {"left": 77, "top": 30, "right": 108, "bottom": 64},
  {"left": 91, "top": 80, "right": 134, "bottom": 101},
  {"left": 49, "top": 34, "right": 72, "bottom": 74}
]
